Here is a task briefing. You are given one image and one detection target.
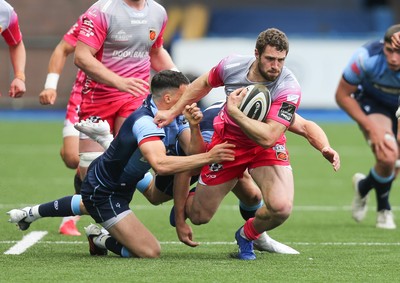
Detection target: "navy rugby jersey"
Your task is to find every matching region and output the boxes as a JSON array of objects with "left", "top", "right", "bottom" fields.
[
  {"left": 88, "top": 94, "right": 189, "bottom": 190},
  {"left": 343, "top": 40, "right": 400, "bottom": 109}
]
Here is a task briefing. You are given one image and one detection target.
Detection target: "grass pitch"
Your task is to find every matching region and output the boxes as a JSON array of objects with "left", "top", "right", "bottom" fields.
[{"left": 1, "top": 121, "right": 400, "bottom": 282}]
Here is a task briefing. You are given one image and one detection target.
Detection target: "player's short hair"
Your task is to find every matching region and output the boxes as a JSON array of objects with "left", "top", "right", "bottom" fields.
[
  {"left": 384, "top": 24, "right": 400, "bottom": 43},
  {"left": 256, "top": 28, "right": 289, "bottom": 55},
  {"left": 150, "top": 70, "right": 190, "bottom": 98}
]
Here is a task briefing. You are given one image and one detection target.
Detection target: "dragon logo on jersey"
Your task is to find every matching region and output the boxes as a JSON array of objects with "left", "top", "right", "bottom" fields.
[{"left": 149, "top": 29, "right": 156, "bottom": 41}]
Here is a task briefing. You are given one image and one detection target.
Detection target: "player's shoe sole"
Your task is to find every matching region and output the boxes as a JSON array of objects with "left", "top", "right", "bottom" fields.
[
  {"left": 74, "top": 119, "right": 110, "bottom": 141},
  {"left": 84, "top": 224, "right": 108, "bottom": 256}
]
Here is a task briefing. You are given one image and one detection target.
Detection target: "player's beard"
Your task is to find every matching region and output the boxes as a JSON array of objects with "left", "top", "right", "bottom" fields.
[{"left": 258, "top": 62, "right": 280, "bottom": 82}]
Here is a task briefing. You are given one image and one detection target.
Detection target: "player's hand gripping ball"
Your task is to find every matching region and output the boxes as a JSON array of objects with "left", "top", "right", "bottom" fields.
[{"left": 239, "top": 84, "right": 271, "bottom": 121}]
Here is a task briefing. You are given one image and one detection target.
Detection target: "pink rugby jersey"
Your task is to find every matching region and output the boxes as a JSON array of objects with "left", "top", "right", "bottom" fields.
[
  {"left": 78, "top": 0, "right": 167, "bottom": 103},
  {"left": 0, "top": 0, "right": 22, "bottom": 46},
  {"left": 208, "top": 54, "right": 302, "bottom": 147},
  {"left": 63, "top": 15, "right": 85, "bottom": 120}
]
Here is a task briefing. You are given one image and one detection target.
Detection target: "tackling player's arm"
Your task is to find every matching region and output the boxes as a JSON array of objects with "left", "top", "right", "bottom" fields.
[
  {"left": 172, "top": 171, "right": 199, "bottom": 247},
  {"left": 139, "top": 138, "right": 235, "bottom": 175},
  {"left": 154, "top": 72, "right": 213, "bottom": 128}
]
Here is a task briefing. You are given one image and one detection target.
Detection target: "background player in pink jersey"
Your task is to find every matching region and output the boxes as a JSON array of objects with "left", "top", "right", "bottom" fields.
[
  {"left": 154, "top": 28, "right": 320, "bottom": 260},
  {"left": 39, "top": 15, "right": 88, "bottom": 236},
  {"left": 0, "top": 0, "right": 26, "bottom": 98},
  {"left": 74, "top": 0, "right": 178, "bottom": 181}
]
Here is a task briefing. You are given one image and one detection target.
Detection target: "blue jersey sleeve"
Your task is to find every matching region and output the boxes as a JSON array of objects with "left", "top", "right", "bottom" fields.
[
  {"left": 342, "top": 46, "right": 369, "bottom": 85},
  {"left": 133, "top": 115, "right": 165, "bottom": 143}
]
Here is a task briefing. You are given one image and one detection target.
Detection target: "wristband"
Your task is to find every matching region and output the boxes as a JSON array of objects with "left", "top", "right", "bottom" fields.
[
  {"left": 44, "top": 73, "right": 60, "bottom": 90},
  {"left": 15, "top": 71, "right": 25, "bottom": 82}
]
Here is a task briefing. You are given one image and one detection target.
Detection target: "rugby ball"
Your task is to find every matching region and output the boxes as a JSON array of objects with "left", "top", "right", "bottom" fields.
[{"left": 239, "top": 84, "right": 271, "bottom": 121}]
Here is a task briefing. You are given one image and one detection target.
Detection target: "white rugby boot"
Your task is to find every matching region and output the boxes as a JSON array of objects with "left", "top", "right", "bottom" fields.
[
  {"left": 7, "top": 207, "right": 35, "bottom": 231},
  {"left": 351, "top": 173, "right": 368, "bottom": 222},
  {"left": 376, "top": 210, "right": 396, "bottom": 229},
  {"left": 84, "top": 224, "right": 108, "bottom": 256},
  {"left": 253, "top": 232, "right": 300, "bottom": 254}
]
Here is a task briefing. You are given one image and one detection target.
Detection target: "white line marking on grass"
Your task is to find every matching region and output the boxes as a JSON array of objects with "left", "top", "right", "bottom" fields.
[
  {"left": 4, "top": 231, "right": 48, "bottom": 255},
  {"left": 2, "top": 240, "right": 400, "bottom": 247}
]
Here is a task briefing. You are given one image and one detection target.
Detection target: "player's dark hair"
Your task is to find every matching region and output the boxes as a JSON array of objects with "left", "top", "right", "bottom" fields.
[
  {"left": 256, "top": 28, "right": 289, "bottom": 55},
  {"left": 384, "top": 24, "right": 400, "bottom": 43},
  {"left": 150, "top": 70, "right": 190, "bottom": 97}
]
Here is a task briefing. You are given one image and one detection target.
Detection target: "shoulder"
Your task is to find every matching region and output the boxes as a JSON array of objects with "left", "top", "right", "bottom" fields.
[{"left": 0, "top": 0, "right": 14, "bottom": 31}]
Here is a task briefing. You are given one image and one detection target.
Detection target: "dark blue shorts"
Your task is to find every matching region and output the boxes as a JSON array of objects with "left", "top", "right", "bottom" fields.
[
  {"left": 80, "top": 168, "right": 135, "bottom": 224},
  {"left": 357, "top": 95, "right": 398, "bottom": 136}
]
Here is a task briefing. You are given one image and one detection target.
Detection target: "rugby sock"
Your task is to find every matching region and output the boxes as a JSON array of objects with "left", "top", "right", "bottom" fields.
[
  {"left": 38, "top": 195, "right": 82, "bottom": 217},
  {"left": 100, "top": 237, "right": 131, "bottom": 257},
  {"left": 371, "top": 170, "right": 394, "bottom": 211},
  {"left": 358, "top": 169, "right": 376, "bottom": 198},
  {"left": 242, "top": 218, "right": 262, "bottom": 241},
  {"left": 73, "top": 170, "right": 82, "bottom": 194},
  {"left": 136, "top": 172, "right": 153, "bottom": 193},
  {"left": 239, "top": 200, "right": 263, "bottom": 220}
]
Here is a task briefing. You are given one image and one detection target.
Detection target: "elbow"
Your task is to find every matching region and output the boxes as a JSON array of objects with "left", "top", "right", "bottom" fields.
[
  {"left": 152, "top": 164, "right": 171, "bottom": 176},
  {"left": 73, "top": 56, "right": 81, "bottom": 69},
  {"left": 74, "top": 53, "right": 85, "bottom": 69}
]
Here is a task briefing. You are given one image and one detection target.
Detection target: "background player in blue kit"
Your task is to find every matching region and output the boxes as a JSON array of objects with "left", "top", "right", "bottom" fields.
[
  {"left": 335, "top": 24, "right": 400, "bottom": 229},
  {"left": 7, "top": 70, "right": 235, "bottom": 258}
]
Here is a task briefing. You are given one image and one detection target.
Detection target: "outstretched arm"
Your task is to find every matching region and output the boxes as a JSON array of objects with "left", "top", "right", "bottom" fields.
[
  {"left": 154, "top": 72, "right": 213, "bottom": 128},
  {"left": 289, "top": 114, "right": 340, "bottom": 171}
]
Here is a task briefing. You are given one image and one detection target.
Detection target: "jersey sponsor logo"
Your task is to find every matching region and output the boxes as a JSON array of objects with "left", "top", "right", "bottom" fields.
[
  {"left": 67, "top": 22, "right": 79, "bottom": 35},
  {"left": 82, "top": 77, "right": 93, "bottom": 94},
  {"left": 372, "top": 83, "right": 400, "bottom": 95},
  {"left": 278, "top": 102, "right": 296, "bottom": 122},
  {"left": 204, "top": 173, "right": 217, "bottom": 179},
  {"left": 273, "top": 144, "right": 288, "bottom": 161},
  {"left": 112, "top": 50, "right": 149, "bottom": 59},
  {"left": 112, "top": 30, "right": 132, "bottom": 42},
  {"left": 131, "top": 19, "right": 147, "bottom": 25},
  {"left": 80, "top": 19, "right": 95, "bottom": 38},
  {"left": 149, "top": 29, "right": 156, "bottom": 41}
]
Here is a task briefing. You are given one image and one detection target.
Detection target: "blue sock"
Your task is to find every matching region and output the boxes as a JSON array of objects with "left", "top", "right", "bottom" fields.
[
  {"left": 38, "top": 195, "right": 82, "bottom": 217},
  {"left": 136, "top": 172, "right": 153, "bottom": 193},
  {"left": 239, "top": 200, "right": 263, "bottom": 220},
  {"left": 371, "top": 169, "right": 394, "bottom": 211}
]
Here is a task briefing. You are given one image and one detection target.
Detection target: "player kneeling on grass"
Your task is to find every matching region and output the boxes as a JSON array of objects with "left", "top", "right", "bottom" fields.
[{"left": 7, "top": 70, "right": 235, "bottom": 258}]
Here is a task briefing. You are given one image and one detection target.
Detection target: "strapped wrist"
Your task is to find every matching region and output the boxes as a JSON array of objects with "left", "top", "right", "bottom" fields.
[{"left": 44, "top": 73, "right": 60, "bottom": 90}]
